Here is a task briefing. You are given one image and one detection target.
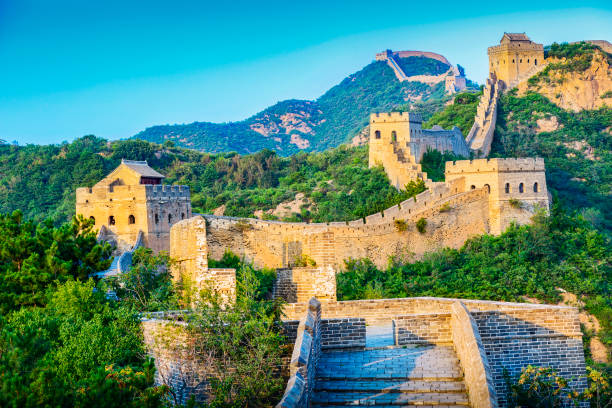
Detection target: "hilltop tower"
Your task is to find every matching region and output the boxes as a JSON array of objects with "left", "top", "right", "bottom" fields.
[
  {"left": 76, "top": 160, "right": 191, "bottom": 252},
  {"left": 369, "top": 112, "right": 468, "bottom": 189},
  {"left": 488, "top": 33, "right": 544, "bottom": 88}
]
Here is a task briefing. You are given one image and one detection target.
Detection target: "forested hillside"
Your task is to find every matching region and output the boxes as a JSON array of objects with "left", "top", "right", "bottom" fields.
[
  {"left": 134, "top": 56, "right": 476, "bottom": 155},
  {"left": 0, "top": 137, "right": 439, "bottom": 224}
]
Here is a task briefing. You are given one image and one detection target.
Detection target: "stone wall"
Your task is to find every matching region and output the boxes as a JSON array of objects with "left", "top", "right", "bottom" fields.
[
  {"left": 277, "top": 298, "right": 322, "bottom": 408},
  {"left": 202, "top": 186, "right": 490, "bottom": 270},
  {"left": 471, "top": 309, "right": 588, "bottom": 407},
  {"left": 394, "top": 313, "right": 452, "bottom": 344},
  {"left": 321, "top": 318, "right": 366, "bottom": 349},
  {"left": 142, "top": 318, "right": 211, "bottom": 405},
  {"left": 273, "top": 266, "right": 337, "bottom": 303},
  {"left": 170, "top": 216, "right": 236, "bottom": 304},
  {"left": 450, "top": 301, "right": 498, "bottom": 408}
]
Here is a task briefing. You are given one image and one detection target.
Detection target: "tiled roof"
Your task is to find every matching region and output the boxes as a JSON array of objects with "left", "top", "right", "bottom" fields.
[{"left": 121, "top": 159, "right": 165, "bottom": 178}]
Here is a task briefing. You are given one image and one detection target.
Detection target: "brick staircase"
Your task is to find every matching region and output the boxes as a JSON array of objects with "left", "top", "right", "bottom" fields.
[
  {"left": 311, "top": 324, "right": 470, "bottom": 407},
  {"left": 391, "top": 142, "right": 428, "bottom": 183}
]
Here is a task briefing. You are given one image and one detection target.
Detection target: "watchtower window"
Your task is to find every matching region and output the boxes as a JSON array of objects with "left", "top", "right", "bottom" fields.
[
  {"left": 505, "top": 183, "right": 510, "bottom": 194},
  {"left": 168, "top": 214, "right": 172, "bottom": 224},
  {"left": 519, "top": 183, "right": 524, "bottom": 193},
  {"left": 391, "top": 131, "right": 397, "bottom": 142},
  {"left": 527, "top": 59, "right": 530, "bottom": 63},
  {"left": 470, "top": 185, "right": 476, "bottom": 190},
  {"left": 512, "top": 59, "right": 515, "bottom": 63},
  {"left": 155, "top": 214, "right": 159, "bottom": 224},
  {"left": 181, "top": 212, "right": 185, "bottom": 220},
  {"left": 535, "top": 59, "right": 538, "bottom": 65},
  {"left": 533, "top": 182, "right": 538, "bottom": 193},
  {"left": 128, "top": 215, "right": 135, "bottom": 225},
  {"left": 89, "top": 216, "right": 95, "bottom": 224},
  {"left": 484, "top": 184, "right": 490, "bottom": 193},
  {"left": 109, "top": 216, "right": 116, "bottom": 226},
  {"left": 375, "top": 130, "right": 381, "bottom": 139},
  {"left": 140, "top": 177, "right": 161, "bottom": 185}
]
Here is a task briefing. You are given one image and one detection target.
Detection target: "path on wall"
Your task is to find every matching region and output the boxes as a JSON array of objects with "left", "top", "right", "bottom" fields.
[
  {"left": 93, "top": 230, "right": 144, "bottom": 279},
  {"left": 466, "top": 77, "right": 502, "bottom": 157},
  {"left": 311, "top": 320, "right": 469, "bottom": 407}
]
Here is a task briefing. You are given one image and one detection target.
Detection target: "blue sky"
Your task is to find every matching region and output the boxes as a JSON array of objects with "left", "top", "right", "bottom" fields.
[{"left": 1, "top": 0, "right": 611, "bottom": 145}]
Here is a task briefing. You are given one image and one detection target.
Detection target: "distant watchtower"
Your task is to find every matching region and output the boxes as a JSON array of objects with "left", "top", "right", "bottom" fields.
[
  {"left": 488, "top": 33, "right": 544, "bottom": 87},
  {"left": 76, "top": 160, "right": 191, "bottom": 253}
]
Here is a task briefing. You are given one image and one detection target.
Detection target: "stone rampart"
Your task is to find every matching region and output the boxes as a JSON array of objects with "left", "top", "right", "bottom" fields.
[
  {"left": 142, "top": 317, "right": 211, "bottom": 405},
  {"left": 277, "top": 298, "right": 322, "bottom": 408},
  {"left": 471, "top": 309, "right": 587, "bottom": 406},
  {"left": 320, "top": 318, "right": 366, "bottom": 349},
  {"left": 451, "top": 301, "right": 498, "bottom": 408},
  {"left": 202, "top": 187, "right": 489, "bottom": 269},
  {"left": 274, "top": 266, "right": 337, "bottom": 303},
  {"left": 394, "top": 313, "right": 452, "bottom": 344}
]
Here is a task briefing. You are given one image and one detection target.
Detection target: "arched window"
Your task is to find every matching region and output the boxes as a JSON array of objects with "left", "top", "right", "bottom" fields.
[
  {"left": 168, "top": 214, "right": 172, "bottom": 224},
  {"left": 505, "top": 183, "right": 510, "bottom": 194},
  {"left": 470, "top": 185, "right": 476, "bottom": 190},
  {"left": 109, "top": 215, "right": 115, "bottom": 226},
  {"left": 520, "top": 59, "right": 522, "bottom": 63},
  {"left": 484, "top": 184, "right": 491, "bottom": 193},
  {"left": 375, "top": 130, "right": 381, "bottom": 139},
  {"left": 527, "top": 59, "right": 530, "bottom": 63},
  {"left": 89, "top": 216, "right": 95, "bottom": 224},
  {"left": 533, "top": 182, "right": 538, "bottom": 193},
  {"left": 512, "top": 59, "right": 515, "bottom": 63},
  {"left": 128, "top": 215, "right": 135, "bottom": 225},
  {"left": 535, "top": 59, "right": 538, "bottom": 66},
  {"left": 519, "top": 183, "right": 524, "bottom": 193},
  {"left": 155, "top": 214, "right": 159, "bottom": 224},
  {"left": 181, "top": 212, "right": 185, "bottom": 220},
  {"left": 391, "top": 131, "right": 397, "bottom": 142}
]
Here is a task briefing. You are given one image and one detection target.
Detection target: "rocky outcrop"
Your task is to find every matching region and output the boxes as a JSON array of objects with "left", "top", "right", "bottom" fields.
[{"left": 518, "top": 50, "right": 612, "bottom": 111}]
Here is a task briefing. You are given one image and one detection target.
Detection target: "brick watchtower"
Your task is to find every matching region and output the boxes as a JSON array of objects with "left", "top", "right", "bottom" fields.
[
  {"left": 76, "top": 160, "right": 191, "bottom": 252},
  {"left": 488, "top": 33, "right": 544, "bottom": 87}
]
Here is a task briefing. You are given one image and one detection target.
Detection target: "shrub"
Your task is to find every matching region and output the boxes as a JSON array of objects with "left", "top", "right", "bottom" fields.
[
  {"left": 416, "top": 217, "right": 427, "bottom": 233},
  {"left": 394, "top": 219, "right": 408, "bottom": 232},
  {"left": 601, "top": 91, "right": 612, "bottom": 99},
  {"left": 509, "top": 198, "right": 523, "bottom": 209},
  {"left": 506, "top": 365, "right": 574, "bottom": 408},
  {"left": 439, "top": 203, "right": 451, "bottom": 213},
  {"left": 294, "top": 254, "right": 317, "bottom": 267}
]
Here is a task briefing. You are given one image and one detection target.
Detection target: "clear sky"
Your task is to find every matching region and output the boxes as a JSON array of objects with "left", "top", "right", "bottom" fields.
[{"left": 1, "top": 0, "right": 611, "bottom": 145}]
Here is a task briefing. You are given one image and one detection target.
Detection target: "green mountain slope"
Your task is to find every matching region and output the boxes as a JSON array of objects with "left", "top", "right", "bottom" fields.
[
  {"left": 134, "top": 56, "right": 474, "bottom": 155},
  {"left": 0, "top": 136, "right": 427, "bottom": 224}
]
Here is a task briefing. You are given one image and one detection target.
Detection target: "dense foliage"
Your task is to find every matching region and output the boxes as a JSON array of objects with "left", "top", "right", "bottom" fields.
[
  {"left": 133, "top": 57, "right": 470, "bottom": 155},
  {"left": 492, "top": 90, "right": 612, "bottom": 233},
  {"left": 0, "top": 137, "right": 424, "bottom": 224},
  {"left": 0, "top": 211, "right": 111, "bottom": 313},
  {"left": 424, "top": 91, "right": 482, "bottom": 135}
]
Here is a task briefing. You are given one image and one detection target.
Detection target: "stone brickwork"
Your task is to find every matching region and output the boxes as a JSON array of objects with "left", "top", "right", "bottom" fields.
[
  {"left": 472, "top": 309, "right": 588, "bottom": 407},
  {"left": 76, "top": 160, "right": 191, "bottom": 253},
  {"left": 277, "top": 298, "right": 322, "bottom": 408},
  {"left": 170, "top": 216, "right": 236, "bottom": 304},
  {"left": 446, "top": 158, "right": 550, "bottom": 234},
  {"left": 141, "top": 317, "right": 212, "bottom": 405},
  {"left": 466, "top": 76, "right": 502, "bottom": 157},
  {"left": 488, "top": 33, "right": 544, "bottom": 88},
  {"left": 451, "top": 301, "right": 498, "bottom": 408},
  {"left": 368, "top": 111, "right": 469, "bottom": 189},
  {"left": 202, "top": 185, "right": 490, "bottom": 270},
  {"left": 273, "top": 266, "right": 336, "bottom": 303},
  {"left": 320, "top": 318, "right": 366, "bottom": 349},
  {"left": 394, "top": 313, "right": 452, "bottom": 344}
]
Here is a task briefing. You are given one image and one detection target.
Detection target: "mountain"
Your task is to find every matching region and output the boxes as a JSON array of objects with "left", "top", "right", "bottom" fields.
[{"left": 133, "top": 56, "right": 476, "bottom": 155}]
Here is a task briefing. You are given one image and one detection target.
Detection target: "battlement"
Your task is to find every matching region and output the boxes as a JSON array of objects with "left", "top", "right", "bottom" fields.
[
  {"left": 445, "top": 158, "right": 546, "bottom": 174},
  {"left": 370, "top": 111, "right": 422, "bottom": 124},
  {"left": 145, "top": 184, "right": 191, "bottom": 199}
]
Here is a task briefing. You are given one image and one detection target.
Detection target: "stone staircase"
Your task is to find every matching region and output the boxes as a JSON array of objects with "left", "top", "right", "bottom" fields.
[
  {"left": 391, "top": 142, "right": 428, "bottom": 184},
  {"left": 311, "top": 324, "right": 470, "bottom": 407}
]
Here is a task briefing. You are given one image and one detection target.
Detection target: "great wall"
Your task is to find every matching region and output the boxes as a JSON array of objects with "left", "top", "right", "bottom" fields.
[{"left": 77, "top": 33, "right": 590, "bottom": 407}]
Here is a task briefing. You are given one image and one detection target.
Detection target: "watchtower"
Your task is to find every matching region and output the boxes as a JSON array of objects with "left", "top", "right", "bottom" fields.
[
  {"left": 488, "top": 33, "right": 544, "bottom": 87},
  {"left": 76, "top": 160, "right": 191, "bottom": 252}
]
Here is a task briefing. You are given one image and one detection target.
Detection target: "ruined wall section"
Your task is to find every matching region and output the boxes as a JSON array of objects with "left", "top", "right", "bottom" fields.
[
  {"left": 273, "top": 266, "right": 337, "bottom": 303},
  {"left": 170, "top": 216, "right": 236, "bottom": 304}
]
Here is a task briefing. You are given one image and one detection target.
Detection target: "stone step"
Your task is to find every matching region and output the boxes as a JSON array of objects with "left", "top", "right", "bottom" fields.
[
  {"left": 311, "top": 391, "right": 469, "bottom": 406},
  {"left": 315, "top": 379, "right": 466, "bottom": 393}
]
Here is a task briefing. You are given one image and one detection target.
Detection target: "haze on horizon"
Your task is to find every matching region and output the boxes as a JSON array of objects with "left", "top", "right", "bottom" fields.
[{"left": 1, "top": 0, "right": 611, "bottom": 145}]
